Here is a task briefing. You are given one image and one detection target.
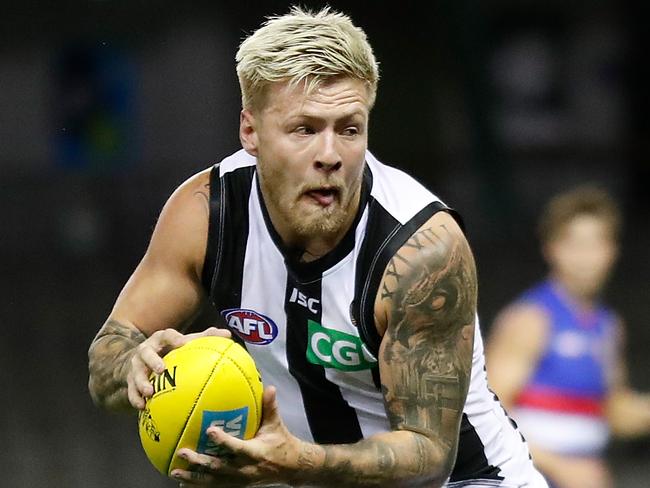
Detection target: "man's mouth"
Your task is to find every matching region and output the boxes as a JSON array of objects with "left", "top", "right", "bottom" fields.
[{"left": 305, "top": 188, "right": 339, "bottom": 207}]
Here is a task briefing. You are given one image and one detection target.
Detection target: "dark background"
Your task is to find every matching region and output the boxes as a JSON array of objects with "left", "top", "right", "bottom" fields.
[{"left": 1, "top": 1, "right": 648, "bottom": 486}]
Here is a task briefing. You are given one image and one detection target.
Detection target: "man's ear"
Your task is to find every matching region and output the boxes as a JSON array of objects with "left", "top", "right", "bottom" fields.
[{"left": 240, "top": 109, "right": 259, "bottom": 156}]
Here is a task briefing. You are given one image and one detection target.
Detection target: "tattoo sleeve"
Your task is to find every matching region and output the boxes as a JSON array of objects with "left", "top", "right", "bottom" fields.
[
  {"left": 379, "top": 220, "right": 476, "bottom": 478},
  {"left": 295, "top": 218, "right": 477, "bottom": 487},
  {"left": 88, "top": 319, "right": 147, "bottom": 411}
]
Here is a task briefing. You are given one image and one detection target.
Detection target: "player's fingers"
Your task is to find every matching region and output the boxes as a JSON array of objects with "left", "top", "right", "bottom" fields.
[
  {"left": 176, "top": 448, "right": 223, "bottom": 472},
  {"left": 206, "top": 427, "right": 251, "bottom": 458},
  {"left": 173, "top": 449, "right": 245, "bottom": 484},
  {"left": 137, "top": 342, "right": 166, "bottom": 374},
  {"left": 130, "top": 353, "right": 156, "bottom": 396},
  {"left": 261, "top": 385, "right": 281, "bottom": 426},
  {"left": 156, "top": 328, "right": 188, "bottom": 351},
  {"left": 171, "top": 467, "right": 216, "bottom": 485},
  {"left": 197, "top": 326, "right": 231, "bottom": 339},
  {"left": 126, "top": 372, "right": 146, "bottom": 410},
  {"left": 184, "top": 328, "right": 226, "bottom": 343}
]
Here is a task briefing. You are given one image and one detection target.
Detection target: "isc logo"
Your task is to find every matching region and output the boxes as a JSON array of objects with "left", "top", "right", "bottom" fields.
[
  {"left": 197, "top": 407, "right": 249, "bottom": 456},
  {"left": 221, "top": 308, "right": 278, "bottom": 345},
  {"left": 289, "top": 288, "right": 320, "bottom": 314}
]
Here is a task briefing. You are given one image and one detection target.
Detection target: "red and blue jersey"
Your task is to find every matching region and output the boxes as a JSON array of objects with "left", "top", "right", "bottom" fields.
[{"left": 512, "top": 280, "right": 617, "bottom": 456}]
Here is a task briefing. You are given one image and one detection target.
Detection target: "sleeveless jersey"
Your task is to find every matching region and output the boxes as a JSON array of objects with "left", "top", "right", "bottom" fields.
[
  {"left": 512, "top": 280, "right": 617, "bottom": 456},
  {"left": 200, "top": 149, "right": 548, "bottom": 487}
]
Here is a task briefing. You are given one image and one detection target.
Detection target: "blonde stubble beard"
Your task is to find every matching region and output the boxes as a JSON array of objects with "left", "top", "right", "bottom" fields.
[{"left": 257, "top": 163, "right": 364, "bottom": 246}]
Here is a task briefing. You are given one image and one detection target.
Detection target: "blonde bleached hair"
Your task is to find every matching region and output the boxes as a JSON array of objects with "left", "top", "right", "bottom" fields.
[{"left": 236, "top": 6, "right": 379, "bottom": 112}]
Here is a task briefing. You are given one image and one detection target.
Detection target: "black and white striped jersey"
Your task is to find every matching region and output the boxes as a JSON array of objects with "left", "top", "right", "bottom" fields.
[{"left": 199, "top": 149, "right": 548, "bottom": 487}]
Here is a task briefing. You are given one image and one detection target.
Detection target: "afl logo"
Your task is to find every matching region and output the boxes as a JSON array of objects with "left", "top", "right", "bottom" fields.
[{"left": 221, "top": 309, "right": 278, "bottom": 345}]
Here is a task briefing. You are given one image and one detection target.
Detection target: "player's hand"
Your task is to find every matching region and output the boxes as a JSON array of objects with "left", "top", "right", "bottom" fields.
[
  {"left": 171, "top": 385, "right": 311, "bottom": 486},
  {"left": 127, "top": 327, "right": 231, "bottom": 410}
]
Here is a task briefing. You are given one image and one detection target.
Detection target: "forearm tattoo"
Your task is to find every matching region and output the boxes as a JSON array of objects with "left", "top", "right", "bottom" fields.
[
  {"left": 313, "top": 433, "right": 441, "bottom": 487},
  {"left": 88, "top": 319, "right": 146, "bottom": 410},
  {"left": 320, "top": 440, "right": 395, "bottom": 486}
]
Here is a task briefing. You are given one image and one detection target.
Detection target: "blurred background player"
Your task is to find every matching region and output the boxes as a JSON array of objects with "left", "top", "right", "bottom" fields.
[{"left": 486, "top": 185, "right": 650, "bottom": 488}]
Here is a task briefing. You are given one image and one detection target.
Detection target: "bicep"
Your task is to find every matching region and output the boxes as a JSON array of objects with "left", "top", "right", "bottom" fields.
[
  {"left": 484, "top": 304, "right": 548, "bottom": 408},
  {"left": 110, "top": 171, "right": 211, "bottom": 336},
  {"left": 377, "top": 212, "right": 475, "bottom": 454},
  {"left": 110, "top": 254, "right": 204, "bottom": 336}
]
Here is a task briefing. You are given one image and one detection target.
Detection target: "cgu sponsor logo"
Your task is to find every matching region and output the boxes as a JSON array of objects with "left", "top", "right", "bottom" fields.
[
  {"left": 221, "top": 308, "right": 278, "bottom": 345},
  {"left": 306, "top": 320, "right": 377, "bottom": 371}
]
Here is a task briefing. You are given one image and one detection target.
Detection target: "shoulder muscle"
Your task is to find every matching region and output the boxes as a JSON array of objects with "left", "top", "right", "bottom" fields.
[
  {"left": 145, "top": 168, "right": 213, "bottom": 279},
  {"left": 375, "top": 211, "right": 475, "bottom": 338}
]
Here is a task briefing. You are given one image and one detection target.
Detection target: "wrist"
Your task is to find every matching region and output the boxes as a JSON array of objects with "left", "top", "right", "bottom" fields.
[{"left": 289, "top": 440, "right": 326, "bottom": 485}]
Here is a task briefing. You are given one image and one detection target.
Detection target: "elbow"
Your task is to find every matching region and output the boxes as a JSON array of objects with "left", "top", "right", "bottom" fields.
[
  {"left": 87, "top": 372, "right": 132, "bottom": 412},
  {"left": 87, "top": 345, "right": 104, "bottom": 408},
  {"left": 403, "top": 434, "right": 456, "bottom": 488},
  {"left": 430, "top": 438, "right": 457, "bottom": 487},
  {"left": 86, "top": 326, "right": 139, "bottom": 413},
  {"left": 434, "top": 447, "right": 457, "bottom": 486},
  {"left": 87, "top": 374, "right": 105, "bottom": 409},
  {"left": 87, "top": 346, "right": 125, "bottom": 411},
  {"left": 408, "top": 461, "right": 453, "bottom": 488},
  {"left": 87, "top": 361, "right": 110, "bottom": 410}
]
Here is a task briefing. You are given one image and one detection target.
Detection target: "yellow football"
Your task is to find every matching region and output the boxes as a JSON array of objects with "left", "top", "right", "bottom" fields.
[{"left": 138, "top": 336, "right": 263, "bottom": 476}]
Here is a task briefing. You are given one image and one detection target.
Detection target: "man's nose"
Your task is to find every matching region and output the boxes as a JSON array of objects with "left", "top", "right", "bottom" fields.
[{"left": 314, "top": 131, "right": 342, "bottom": 172}]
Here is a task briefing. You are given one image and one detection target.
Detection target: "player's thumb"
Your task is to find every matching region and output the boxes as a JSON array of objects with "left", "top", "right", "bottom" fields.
[
  {"left": 202, "top": 326, "right": 231, "bottom": 339},
  {"left": 261, "top": 385, "right": 280, "bottom": 426}
]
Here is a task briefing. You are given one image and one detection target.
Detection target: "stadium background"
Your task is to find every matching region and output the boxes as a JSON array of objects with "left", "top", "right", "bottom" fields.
[{"left": 1, "top": 1, "right": 648, "bottom": 486}]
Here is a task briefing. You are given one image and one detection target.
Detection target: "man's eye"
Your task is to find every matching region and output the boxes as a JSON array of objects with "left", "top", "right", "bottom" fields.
[
  {"left": 295, "top": 126, "right": 314, "bottom": 135},
  {"left": 342, "top": 127, "right": 359, "bottom": 136}
]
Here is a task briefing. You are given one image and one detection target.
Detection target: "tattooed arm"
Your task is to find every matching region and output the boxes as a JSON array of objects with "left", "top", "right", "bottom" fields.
[
  {"left": 88, "top": 169, "right": 226, "bottom": 411},
  {"left": 376, "top": 210, "right": 475, "bottom": 483},
  {"left": 317, "top": 211, "right": 475, "bottom": 486}
]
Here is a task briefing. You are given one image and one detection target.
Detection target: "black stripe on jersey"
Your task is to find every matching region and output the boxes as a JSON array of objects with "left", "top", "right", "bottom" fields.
[
  {"left": 351, "top": 200, "right": 457, "bottom": 358},
  {"left": 284, "top": 274, "right": 364, "bottom": 444},
  {"left": 449, "top": 414, "right": 503, "bottom": 482},
  {"left": 201, "top": 164, "right": 222, "bottom": 292},
  {"left": 201, "top": 164, "right": 255, "bottom": 312}
]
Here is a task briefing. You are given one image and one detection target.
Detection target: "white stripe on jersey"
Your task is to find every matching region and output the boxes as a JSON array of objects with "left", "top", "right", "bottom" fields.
[
  {"left": 218, "top": 149, "right": 255, "bottom": 176},
  {"left": 241, "top": 174, "right": 313, "bottom": 442},
  {"left": 366, "top": 151, "right": 437, "bottom": 224}
]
